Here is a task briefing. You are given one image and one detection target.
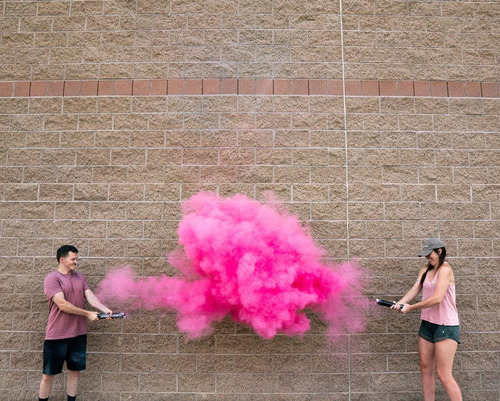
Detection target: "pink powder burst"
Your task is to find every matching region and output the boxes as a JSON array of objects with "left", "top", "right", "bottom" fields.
[{"left": 97, "top": 192, "right": 368, "bottom": 340}]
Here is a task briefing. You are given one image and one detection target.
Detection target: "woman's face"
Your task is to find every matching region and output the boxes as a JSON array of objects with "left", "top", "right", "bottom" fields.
[{"left": 425, "top": 249, "right": 440, "bottom": 265}]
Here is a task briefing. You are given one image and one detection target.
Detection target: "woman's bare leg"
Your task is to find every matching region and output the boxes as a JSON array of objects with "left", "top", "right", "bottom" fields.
[
  {"left": 435, "top": 339, "right": 462, "bottom": 401},
  {"left": 418, "top": 336, "right": 436, "bottom": 401}
]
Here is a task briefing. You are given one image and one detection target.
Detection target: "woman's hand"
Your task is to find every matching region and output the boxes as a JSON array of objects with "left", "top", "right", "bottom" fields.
[
  {"left": 400, "top": 303, "right": 411, "bottom": 314},
  {"left": 390, "top": 302, "right": 411, "bottom": 314}
]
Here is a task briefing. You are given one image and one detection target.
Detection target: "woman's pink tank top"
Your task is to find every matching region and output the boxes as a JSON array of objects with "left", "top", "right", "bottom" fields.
[{"left": 421, "top": 269, "right": 459, "bottom": 326}]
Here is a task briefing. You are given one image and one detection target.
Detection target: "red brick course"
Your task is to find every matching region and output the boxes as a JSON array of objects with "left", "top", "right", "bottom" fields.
[
  {"left": 309, "top": 80, "right": 327, "bottom": 95},
  {"left": 202, "top": 79, "right": 220, "bottom": 95},
  {"left": 448, "top": 82, "right": 465, "bottom": 97},
  {"left": 0, "top": 82, "right": 14, "bottom": 97},
  {"left": 97, "top": 80, "right": 115, "bottom": 96},
  {"left": 81, "top": 80, "right": 98, "bottom": 96},
  {"left": 150, "top": 79, "right": 168, "bottom": 95},
  {"left": 274, "top": 79, "right": 291, "bottom": 95},
  {"left": 185, "top": 79, "right": 202, "bottom": 95},
  {"left": 0, "top": 79, "right": 498, "bottom": 98}
]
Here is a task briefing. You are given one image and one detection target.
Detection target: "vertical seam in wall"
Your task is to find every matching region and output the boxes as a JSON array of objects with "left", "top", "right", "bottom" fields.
[
  {"left": 339, "top": 0, "right": 350, "bottom": 262},
  {"left": 338, "top": 1, "right": 351, "bottom": 400}
]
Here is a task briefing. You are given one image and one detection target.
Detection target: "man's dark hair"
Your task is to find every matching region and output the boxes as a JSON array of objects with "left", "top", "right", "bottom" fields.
[{"left": 56, "top": 245, "right": 78, "bottom": 263}]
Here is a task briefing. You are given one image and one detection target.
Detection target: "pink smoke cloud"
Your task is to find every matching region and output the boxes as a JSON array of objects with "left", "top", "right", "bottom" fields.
[{"left": 96, "top": 192, "right": 368, "bottom": 340}]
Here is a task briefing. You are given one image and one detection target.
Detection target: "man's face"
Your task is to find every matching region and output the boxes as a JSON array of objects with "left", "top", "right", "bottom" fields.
[{"left": 60, "top": 251, "right": 78, "bottom": 272}]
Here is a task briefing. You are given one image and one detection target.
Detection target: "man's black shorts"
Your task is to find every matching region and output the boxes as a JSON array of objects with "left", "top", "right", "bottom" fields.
[{"left": 43, "top": 334, "right": 87, "bottom": 375}]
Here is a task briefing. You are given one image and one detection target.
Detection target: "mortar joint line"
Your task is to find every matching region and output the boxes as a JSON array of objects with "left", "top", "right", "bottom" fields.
[{"left": 338, "top": 1, "right": 351, "bottom": 400}]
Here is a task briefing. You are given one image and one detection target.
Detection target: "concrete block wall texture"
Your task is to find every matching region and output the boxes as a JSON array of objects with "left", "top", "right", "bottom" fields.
[{"left": 0, "top": 0, "right": 499, "bottom": 400}]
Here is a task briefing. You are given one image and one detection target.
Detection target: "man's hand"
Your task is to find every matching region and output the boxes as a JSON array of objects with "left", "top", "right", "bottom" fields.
[
  {"left": 87, "top": 311, "right": 99, "bottom": 321},
  {"left": 85, "top": 289, "right": 113, "bottom": 319}
]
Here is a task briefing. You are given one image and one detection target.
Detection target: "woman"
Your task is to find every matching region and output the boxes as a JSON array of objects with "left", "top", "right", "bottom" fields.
[{"left": 391, "top": 238, "right": 462, "bottom": 401}]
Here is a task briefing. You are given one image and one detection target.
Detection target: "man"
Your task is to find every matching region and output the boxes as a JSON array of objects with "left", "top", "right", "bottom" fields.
[{"left": 38, "top": 245, "right": 112, "bottom": 401}]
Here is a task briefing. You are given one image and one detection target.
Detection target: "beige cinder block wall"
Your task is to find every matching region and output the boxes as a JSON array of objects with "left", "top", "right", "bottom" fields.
[{"left": 0, "top": 0, "right": 498, "bottom": 400}]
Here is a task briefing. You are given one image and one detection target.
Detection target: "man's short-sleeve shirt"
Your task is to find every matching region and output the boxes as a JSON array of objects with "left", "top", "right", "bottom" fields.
[{"left": 44, "top": 270, "right": 90, "bottom": 340}]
